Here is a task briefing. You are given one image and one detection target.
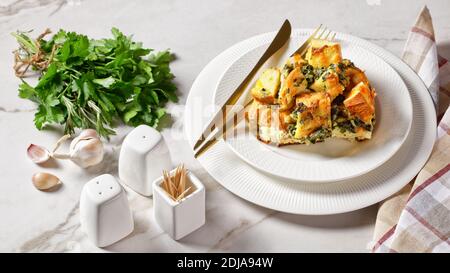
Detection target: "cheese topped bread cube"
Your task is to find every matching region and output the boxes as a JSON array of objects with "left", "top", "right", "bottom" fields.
[
  {"left": 278, "top": 67, "right": 308, "bottom": 110},
  {"left": 294, "top": 92, "right": 331, "bottom": 139},
  {"left": 306, "top": 39, "right": 342, "bottom": 68},
  {"left": 281, "top": 54, "right": 307, "bottom": 79},
  {"left": 250, "top": 68, "right": 281, "bottom": 104},
  {"left": 341, "top": 59, "right": 370, "bottom": 91},
  {"left": 344, "top": 82, "right": 376, "bottom": 123},
  {"left": 310, "top": 66, "right": 345, "bottom": 100}
]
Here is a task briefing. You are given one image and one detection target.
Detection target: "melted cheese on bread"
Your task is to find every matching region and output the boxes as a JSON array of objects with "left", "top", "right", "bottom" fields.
[
  {"left": 250, "top": 68, "right": 281, "bottom": 104},
  {"left": 344, "top": 82, "right": 376, "bottom": 123},
  {"left": 306, "top": 39, "right": 342, "bottom": 68},
  {"left": 278, "top": 67, "right": 308, "bottom": 110},
  {"left": 310, "top": 66, "right": 345, "bottom": 100},
  {"left": 294, "top": 92, "right": 331, "bottom": 139}
]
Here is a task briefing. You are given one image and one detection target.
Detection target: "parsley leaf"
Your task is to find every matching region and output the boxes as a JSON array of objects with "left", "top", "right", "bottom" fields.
[{"left": 12, "top": 28, "right": 177, "bottom": 137}]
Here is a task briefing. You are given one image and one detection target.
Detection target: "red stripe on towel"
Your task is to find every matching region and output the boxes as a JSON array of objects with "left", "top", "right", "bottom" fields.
[
  {"left": 411, "top": 26, "right": 435, "bottom": 42},
  {"left": 408, "top": 164, "right": 450, "bottom": 201}
]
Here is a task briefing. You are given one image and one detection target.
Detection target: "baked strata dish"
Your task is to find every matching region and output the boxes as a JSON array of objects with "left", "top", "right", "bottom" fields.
[{"left": 247, "top": 39, "right": 376, "bottom": 145}]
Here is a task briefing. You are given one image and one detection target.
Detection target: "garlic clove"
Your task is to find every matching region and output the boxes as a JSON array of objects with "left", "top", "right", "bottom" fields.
[
  {"left": 70, "top": 137, "right": 104, "bottom": 168},
  {"left": 27, "top": 144, "right": 51, "bottom": 164},
  {"left": 32, "top": 172, "right": 62, "bottom": 191}
]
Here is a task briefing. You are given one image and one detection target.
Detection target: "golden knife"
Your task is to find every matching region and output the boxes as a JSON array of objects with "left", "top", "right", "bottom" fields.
[{"left": 193, "top": 19, "right": 292, "bottom": 155}]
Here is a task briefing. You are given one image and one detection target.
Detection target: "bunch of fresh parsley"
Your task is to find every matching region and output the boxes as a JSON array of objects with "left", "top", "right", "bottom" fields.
[{"left": 13, "top": 28, "right": 177, "bottom": 137}]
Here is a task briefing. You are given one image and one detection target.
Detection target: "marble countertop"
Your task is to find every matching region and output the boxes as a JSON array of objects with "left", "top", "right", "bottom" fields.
[{"left": 1, "top": 0, "right": 449, "bottom": 253}]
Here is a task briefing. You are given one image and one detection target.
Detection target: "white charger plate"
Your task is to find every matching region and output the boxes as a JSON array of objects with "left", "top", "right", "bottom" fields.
[
  {"left": 214, "top": 38, "right": 412, "bottom": 182},
  {"left": 184, "top": 29, "right": 436, "bottom": 214}
]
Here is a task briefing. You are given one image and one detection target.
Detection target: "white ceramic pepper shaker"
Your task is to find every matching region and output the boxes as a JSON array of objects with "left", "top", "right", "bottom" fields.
[
  {"left": 153, "top": 170, "right": 206, "bottom": 240},
  {"left": 80, "top": 174, "right": 134, "bottom": 247},
  {"left": 118, "top": 125, "right": 172, "bottom": 196}
]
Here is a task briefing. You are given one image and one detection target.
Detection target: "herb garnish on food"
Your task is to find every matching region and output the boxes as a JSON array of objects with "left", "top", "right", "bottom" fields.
[{"left": 12, "top": 28, "right": 177, "bottom": 137}]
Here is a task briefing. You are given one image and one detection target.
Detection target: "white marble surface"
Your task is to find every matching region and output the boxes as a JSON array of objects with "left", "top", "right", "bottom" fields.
[{"left": 0, "top": 0, "right": 449, "bottom": 253}]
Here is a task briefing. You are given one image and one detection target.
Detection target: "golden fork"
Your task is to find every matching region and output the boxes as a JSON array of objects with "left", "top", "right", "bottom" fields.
[
  {"left": 193, "top": 20, "right": 292, "bottom": 156},
  {"left": 194, "top": 25, "right": 336, "bottom": 158},
  {"left": 291, "top": 25, "right": 336, "bottom": 57}
]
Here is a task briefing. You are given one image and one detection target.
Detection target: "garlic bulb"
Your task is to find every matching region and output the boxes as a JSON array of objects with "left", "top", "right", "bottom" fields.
[
  {"left": 69, "top": 136, "right": 104, "bottom": 168},
  {"left": 32, "top": 172, "right": 62, "bottom": 191},
  {"left": 52, "top": 129, "right": 104, "bottom": 168}
]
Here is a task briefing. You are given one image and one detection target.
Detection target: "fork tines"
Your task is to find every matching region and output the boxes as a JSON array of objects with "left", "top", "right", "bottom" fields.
[{"left": 292, "top": 24, "right": 336, "bottom": 57}]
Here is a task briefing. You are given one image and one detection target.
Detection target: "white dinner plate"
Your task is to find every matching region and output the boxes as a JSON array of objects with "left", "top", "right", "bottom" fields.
[
  {"left": 184, "top": 29, "right": 436, "bottom": 214},
  {"left": 214, "top": 38, "right": 413, "bottom": 182}
]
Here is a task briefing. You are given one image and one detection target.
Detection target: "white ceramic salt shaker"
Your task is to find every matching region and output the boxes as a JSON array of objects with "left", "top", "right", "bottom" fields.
[
  {"left": 118, "top": 125, "right": 172, "bottom": 196},
  {"left": 80, "top": 174, "right": 134, "bottom": 247},
  {"left": 153, "top": 170, "right": 205, "bottom": 240}
]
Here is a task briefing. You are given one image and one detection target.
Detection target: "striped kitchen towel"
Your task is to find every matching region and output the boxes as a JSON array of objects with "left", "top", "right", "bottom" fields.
[{"left": 370, "top": 6, "right": 450, "bottom": 253}]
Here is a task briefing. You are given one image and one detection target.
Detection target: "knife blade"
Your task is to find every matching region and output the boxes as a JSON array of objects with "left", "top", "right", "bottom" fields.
[{"left": 193, "top": 19, "right": 292, "bottom": 152}]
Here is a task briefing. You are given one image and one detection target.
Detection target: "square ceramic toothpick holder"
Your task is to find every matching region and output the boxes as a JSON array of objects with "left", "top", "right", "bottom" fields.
[
  {"left": 119, "top": 125, "right": 172, "bottom": 196},
  {"left": 153, "top": 170, "right": 205, "bottom": 240},
  {"left": 80, "top": 174, "right": 134, "bottom": 248}
]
